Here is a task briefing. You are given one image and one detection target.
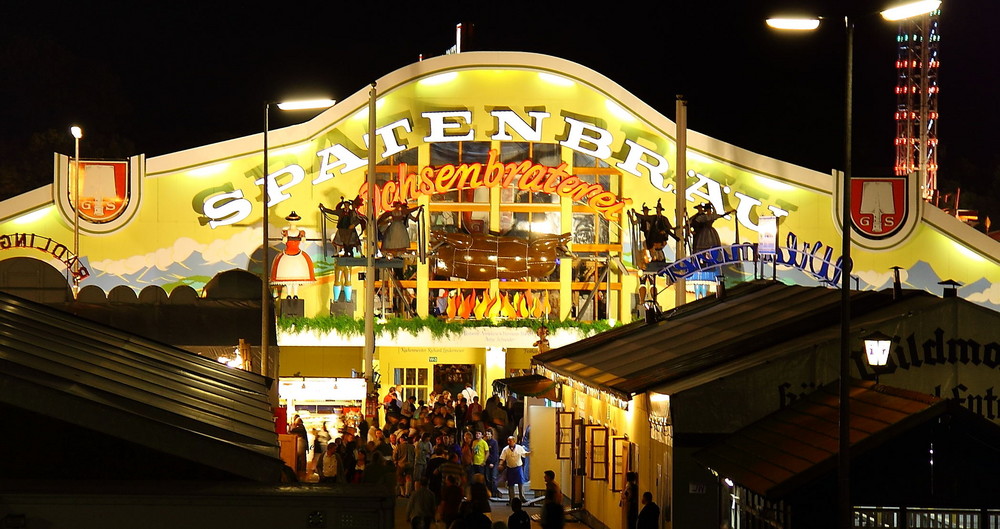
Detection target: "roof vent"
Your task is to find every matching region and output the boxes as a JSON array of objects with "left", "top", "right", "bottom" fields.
[
  {"left": 891, "top": 266, "right": 903, "bottom": 299},
  {"left": 938, "top": 279, "right": 961, "bottom": 298}
]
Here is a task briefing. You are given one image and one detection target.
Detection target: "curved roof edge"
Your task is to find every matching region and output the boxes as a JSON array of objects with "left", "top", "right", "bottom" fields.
[{"left": 145, "top": 51, "right": 832, "bottom": 192}]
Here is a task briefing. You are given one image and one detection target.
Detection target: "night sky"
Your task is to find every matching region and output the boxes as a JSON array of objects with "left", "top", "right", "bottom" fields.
[{"left": 1, "top": 1, "right": 997, "bottom": 207}]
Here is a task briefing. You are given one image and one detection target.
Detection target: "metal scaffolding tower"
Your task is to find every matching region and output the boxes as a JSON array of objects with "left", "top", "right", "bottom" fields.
[{"left": 893, "top": 8, "right": 941, "bottom": 201}]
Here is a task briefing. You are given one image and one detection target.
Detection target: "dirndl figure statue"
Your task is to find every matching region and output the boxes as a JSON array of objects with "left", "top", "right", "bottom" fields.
[{"left": 271, "top": 211, "right": 316, "bottom": 298}]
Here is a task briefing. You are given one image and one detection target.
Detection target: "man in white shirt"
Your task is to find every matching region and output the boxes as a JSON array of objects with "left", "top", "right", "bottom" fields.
[
  {"left": 498, "top": 435, "right": 530, "bottom": 502},
  {"left": 461, "top": 382, "right": 478, "bottom": 404}
]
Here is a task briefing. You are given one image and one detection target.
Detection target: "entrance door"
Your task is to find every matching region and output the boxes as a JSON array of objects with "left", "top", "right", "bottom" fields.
[{"left": 434, "top": 363, "right": 475, "bottom": 397}]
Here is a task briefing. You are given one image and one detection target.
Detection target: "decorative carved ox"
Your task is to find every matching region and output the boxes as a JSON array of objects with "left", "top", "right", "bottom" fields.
[{"left": 430, "top": 231, "right": 573, "bottom": 281}]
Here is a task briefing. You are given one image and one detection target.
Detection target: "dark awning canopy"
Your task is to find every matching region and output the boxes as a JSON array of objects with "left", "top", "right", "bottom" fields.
[
  {"left": 493, "top": 374, "right": 560, "bottom": 401},
  {"left": 693, "top": 380, "right": 1000, "bottom": 500},
  {"left": 0, "top": 290, "right": 284, "bottom": 482},
  {"left": 531, "top": 281, "right": 939, "bottom": 402}
]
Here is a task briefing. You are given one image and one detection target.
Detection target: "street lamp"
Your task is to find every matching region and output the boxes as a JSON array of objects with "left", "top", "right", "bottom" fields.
[
  {"left": 863, "top": 331, "right": 893, "bottom": 367},
  {"left": 767, "top": 2, "right": 939, "bottom": 527},
  {"left": 70, "top": 125, "right": 83, "bottom": 297},
  {"left": 261, "top": 98, "right": 335, "bottom": 380}
]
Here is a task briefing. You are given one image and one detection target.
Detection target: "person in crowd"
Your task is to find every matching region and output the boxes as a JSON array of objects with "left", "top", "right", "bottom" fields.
[
  {"left": 460, "top": 431, "right": 476, "bottom": 486},
  {"left": 543, "top": 470, "right": 563, "bottom": 505},
  {"left": 506, "top": 498, "right": 530, "bottom": 529},
  {"left": 374, "top": 429, "right": 393, "bottom": 462},
  {"left": 484, "top": 428, "right": 501, "bottom": 497},
  {"left": 498, "top": 435, "right": 530, "bottom": 503},
  {"left": 541, "top": 501, "right": 565, "bottom": 529},
  {"left": 317, "top": 441, "right": 342, "bottom": 483},
  {"left": 466, "top": 395, "right": 484, "bottom": 424},
  {"left": 468, "top": 473, "right": 492, "bottom": 521},
  {"left": 341, "top": 437, "right": 357, "bottom": 483},
  {"left": 438, "top": 474, "right": 464, "bottom": 527},
  {"left": 540, "top": 469, "right": 565, "bottom": 528},
  {"left": 637, "top": 491, "right": 661, "bottom": 529},
  {"left": 437, "top": 451, "right": 466, "bottom": 494},
  {"left": 414, "top": 432, "right": 433, "bottom": 483},
  {"left": 455, "top": 397, "right": 469, "bottom": 433},
  {"left": 461, "top": 382, "right": 479, "bottom": 403},
  {"left": 309, "top": 422, "right": 332, "bottom": 479},
  {"left": 425, "top": 446, "right": 449, "bottom": 499},
  {"left": 394, "top": 434, "right": 416, "bottom": 497},
  {"left": 352, "top": 443, "right": 367, "bottom": 483},
  {"left": 406, "top": 478, "right": 437, "bottom": 529},
  {"left": 289, "top": 414, "right": 309, "bottom": 479},
  {"left": 621, "top": 471, "right": 639, "bottom": 529},
  {"left": 455, "top": 499, "right": 492, "bottom": 529},
  {"left": 471, "top": 430, "right": 489, "bottom": 481},
  {"left": 402, "top": 394, "right": 418, "bottom": 419}
]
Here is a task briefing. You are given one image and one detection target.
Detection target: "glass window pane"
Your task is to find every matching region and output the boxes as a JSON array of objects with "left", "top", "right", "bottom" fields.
[
  {"left": 500, "top": 142, "right": 529, "bottom": 163},
  {"left": 417, "top": 368, "right": 428, "bottom": 385},
  {"left": 394, "top": 368, "right": 403, "bottom": 385},
  {"left": 405, "top": 368, "right": 416, "bottom": 385},
  {"left": 431, "top": 143, "right": 460, "bottom": 165},
  {"left": 533, "top": 143, "right": 561, "bottom": 166},
  {"left": 572, "top": 214, "right": 596, "bottom": 244},
  {"left": 463, "top": 142, "right": 491, "bottom": 163},
  {"left": 573, "top": 151, "right": 596, "bottom": 167}
]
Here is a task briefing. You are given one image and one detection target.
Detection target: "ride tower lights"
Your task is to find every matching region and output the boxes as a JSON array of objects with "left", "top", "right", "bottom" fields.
[{"left": 893, "top": 6, "right": 940, "bottom": 201}]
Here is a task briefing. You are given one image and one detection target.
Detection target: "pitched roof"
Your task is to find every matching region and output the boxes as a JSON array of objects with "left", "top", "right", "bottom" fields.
[
  {"left": 692, "top": 380, "right": 955, "bottom": 498},
  {"left": 533, "top": 281, "right": 931, "bottom": 400},
  {"left": 0, "top": 290, "right": 283, "bottom": 481}
]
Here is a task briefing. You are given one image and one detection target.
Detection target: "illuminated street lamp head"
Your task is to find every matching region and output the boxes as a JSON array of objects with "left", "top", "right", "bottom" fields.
[
  {"left": 766, "top": 17, "right": 820, "bottom": 30},
  {"left": 70, "top": 126, "right": 83, "bottom": 139},
  {"left": 276, "top": 98, "right": 336, "bottom": 111},
  {"left": 863, "top": 331, "right": 893, "bottom": 367},
  {"left": 881, "top": 0, "right": 941, "bottom": 21}
]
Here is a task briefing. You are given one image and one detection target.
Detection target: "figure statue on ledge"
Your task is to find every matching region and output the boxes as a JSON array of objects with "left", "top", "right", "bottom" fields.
[
  {"left": 687, "top": 202, "right": 736, "bottom": 299},
  {"left": 689, "top": 202, "right": 733, "bottom": 253},
  {"left": 270, "top": 211, "right": 316, "bottom": 299},
  {"left": 320, "top": 196, "right": 366, "bottom": 258},
  {"left": 632, "top": 199, "right": 678, "bottom": 265},
  {"left": 533, "top": 325, "right": 550, "bottom": 354},
  {"left": 377, "top": 201, "right": 423, "bottom": 259}
]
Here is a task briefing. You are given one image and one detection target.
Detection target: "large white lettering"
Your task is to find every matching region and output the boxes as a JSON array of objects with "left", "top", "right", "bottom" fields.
[
  {"left": 491, "top": 110, "right": 549, "bottom": 141},
  {"left": 559, "top": 117, "right": 613, "bottom": 159},
  {"left": 686, "top": 172, "right": 728, "bottom": 213},
  {"left": 196, "top": 107, "right": 793, "bottom": 235},
  {"left": 366, "top": 118, "right": 413, "bottom": 158},
  {"left": 615, "top": 139, "right": 670, "bottom": 189},
  {"left": 256, "top": 165, "right": 305, "bottom": 207},
  {"left": 314, "top": 144, "right": 367, "bottom": 185},
  {"left": 204, "top": 190, "right": 252, "bottom": 229},
  {"left": 423, "top": 111, "right": 475, "bottom": 142}
]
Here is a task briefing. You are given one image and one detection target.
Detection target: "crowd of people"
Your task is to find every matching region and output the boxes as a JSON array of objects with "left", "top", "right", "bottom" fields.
[{"left": 293, "top": 383, "right": 548, "bottom": 528}]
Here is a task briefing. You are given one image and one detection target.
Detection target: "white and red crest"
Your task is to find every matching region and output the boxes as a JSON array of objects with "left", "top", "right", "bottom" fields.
[
  {"left": 54, "top": 154, "right": 144, "bottom": 234},
  {"left": 851, "top": 177, "right": 908, "bottom": 239},
  {"left": 835, "top": 172, "right": 921, "bottom": 251}
]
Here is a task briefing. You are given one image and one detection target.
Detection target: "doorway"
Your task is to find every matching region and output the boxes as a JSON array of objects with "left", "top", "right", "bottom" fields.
[{"left": 434, "top": 363, "right": 475, "bottom": 397}]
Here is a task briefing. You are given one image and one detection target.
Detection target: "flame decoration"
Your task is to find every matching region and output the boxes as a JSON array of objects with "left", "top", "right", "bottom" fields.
[{"left": 437, "top": 289, "right": 552, "bottom": 321}]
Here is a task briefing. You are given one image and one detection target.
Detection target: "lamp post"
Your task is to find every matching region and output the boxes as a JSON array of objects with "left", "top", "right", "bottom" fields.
[
  {"left": 767, "top": 3, "right": 939, "bottom": 527},
  {"left": 70, "top": 125, "right": 83, "bottom": 296},
  {"left": 364, "top": 83, "right": 377, "bottom": 408},
  {"left": 261, "top": 98, "right": 335, "bottom": 379}
]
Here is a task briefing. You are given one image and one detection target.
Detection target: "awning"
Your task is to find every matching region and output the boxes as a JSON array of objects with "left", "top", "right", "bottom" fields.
[
  {"left": 693, "top": 380, "right": 950, "bottom": 499},
  {"left": 493, "top": 374, "right": 560, "bottom": 401},
  {"left": 0, "top": 290, "right": 284, "bottom": 482},
  {"left": 531, "top": 281, "right": 936, "bottom": 401}
]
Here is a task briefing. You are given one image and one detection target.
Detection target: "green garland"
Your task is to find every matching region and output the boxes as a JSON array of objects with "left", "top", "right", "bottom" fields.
[{"left": 277, "top": 314, "right": 617, "bottom": 339}]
